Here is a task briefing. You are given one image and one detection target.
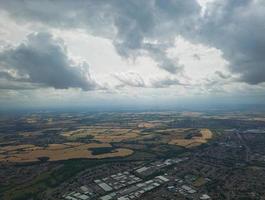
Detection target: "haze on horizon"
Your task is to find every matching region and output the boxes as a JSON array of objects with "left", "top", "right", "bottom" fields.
[{"left": 0, "top": 0, "right": 265, "bottom": 110}]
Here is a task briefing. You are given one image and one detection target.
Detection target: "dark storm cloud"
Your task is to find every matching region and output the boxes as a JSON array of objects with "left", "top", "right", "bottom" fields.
[
  {"left": 0, "top": 0, "right": 200, "bottom": 74},
  {"left": 196, "top": 0, "right": 265, "bottom": 84},
  {"left": 0, "top": 71, "right": 17, "bottom": 81},
  {"left": 0, "top": 0, "right": 264, "bottom": 84},
  {"left": 143, "top": 43, "right": 184, "bottom": 74},
  {"left": 0, "top": 32, "right": 96, "bottom": 90},
  {"left": 111, "top": 0, "right": 199, "bottom": 73},
  {"left": 0, "top": 79, "right": 37, "bottom": 90}
]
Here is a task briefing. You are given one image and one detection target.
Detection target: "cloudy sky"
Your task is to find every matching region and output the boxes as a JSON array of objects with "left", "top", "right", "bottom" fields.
[{"left": 0, "top": 0, "right": 264, "bottom": 110}]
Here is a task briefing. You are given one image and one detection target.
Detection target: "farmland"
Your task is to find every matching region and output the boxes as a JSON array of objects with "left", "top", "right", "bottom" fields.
[
  {"left": 2, "top": 111, "right": 265, "bottom": 200},
  {"left": 168, "top": 128, "right": 213, "bottom": 147},
  {"left": 0, "top": 143, "right": 133, "bottom": 162},
  {"left": 0, "top": 113, "right": 216, "bottom": 164}
]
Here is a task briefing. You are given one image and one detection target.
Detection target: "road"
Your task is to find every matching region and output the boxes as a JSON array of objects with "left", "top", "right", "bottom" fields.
[{"left": 235, "top": 131, "right": 250, "bottom": 162}]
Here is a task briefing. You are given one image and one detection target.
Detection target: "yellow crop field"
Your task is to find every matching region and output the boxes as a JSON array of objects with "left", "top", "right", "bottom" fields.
[
  {"left": 0, "top": 143, "right": 134, "bottom": 163},
  {"left": 93, "top": 131, "right": 139, "bottom": 143},
  {"left": 1, "top": 144, "right": 36, "bottom": 152},
  {"left": 169, "top": 128, "right": 213, "bottom": 148},
  {"left": 137, "top": 122, "right": 160, "bottom": 128},
  {"left": 62, "top": 128, "right": 140, "bottom": 142}
]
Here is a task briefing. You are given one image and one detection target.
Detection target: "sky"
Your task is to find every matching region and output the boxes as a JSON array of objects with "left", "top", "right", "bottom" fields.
[{"left": 0, "top": 0, "right": 265, "bottom": 110}]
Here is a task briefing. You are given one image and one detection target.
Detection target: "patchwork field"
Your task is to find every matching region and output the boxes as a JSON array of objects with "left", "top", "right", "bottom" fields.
[
  {"left": 61, "top": 126, "right": 214, "bottom": 148},
  {"left": 137, "top": 122, "right": 161, "bottom": 128},
  {"left": 61, "top": 128, "right": 140, "bottom": 143},
  {"left": 0, "top": 142, "right": 134, "bottom": 162},
  {"left": 0, "top": 114, "right": 215, "bottom": 164},
  {"left": 169, "top": 128, "right": 213, "bottom": 148},
  {"left": 2, "top": 111, "right": 265, "bottom": 200}
]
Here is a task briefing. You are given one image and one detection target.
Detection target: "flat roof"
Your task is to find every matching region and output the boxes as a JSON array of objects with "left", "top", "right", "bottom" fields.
[
  {"left": 136, "top": 166, "right": 149, "bottom": 173},
  {"left": 100, "top": 195, "right": 113, "bottom": 200},
  {"left": 157, "top": 175, "right": 169, "bottom": 182},
  {"left": 98, "top": 183, "right": 113, "bottom": 192}
]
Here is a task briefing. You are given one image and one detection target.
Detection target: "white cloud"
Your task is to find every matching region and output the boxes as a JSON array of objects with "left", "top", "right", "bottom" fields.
[{"left": 0, "top": 0, "right": 264, "bottom": 108}]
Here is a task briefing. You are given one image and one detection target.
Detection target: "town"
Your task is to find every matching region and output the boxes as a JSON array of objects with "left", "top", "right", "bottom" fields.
[{"left": 1, "top": 111, "right": 265, "bottom": 199}]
